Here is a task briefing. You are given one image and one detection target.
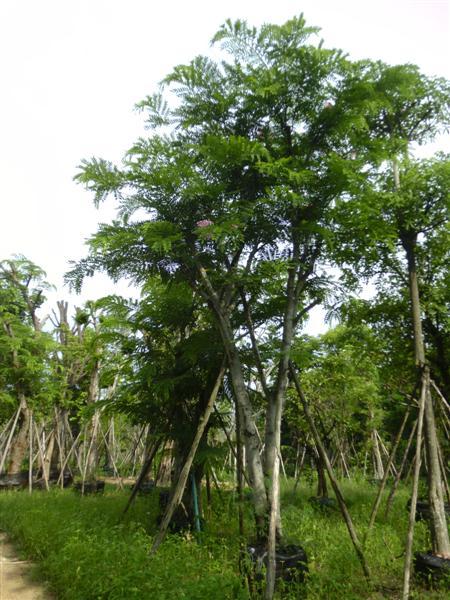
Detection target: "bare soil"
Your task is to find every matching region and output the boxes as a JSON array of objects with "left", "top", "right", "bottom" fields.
[{"left": 0, "top": 533, "right": 52, "bottom": 599}]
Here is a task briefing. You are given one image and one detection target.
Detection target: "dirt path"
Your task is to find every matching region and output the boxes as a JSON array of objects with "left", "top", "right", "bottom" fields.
[{"left": 0, "top": 533, "right": 51, "bottom": 599}]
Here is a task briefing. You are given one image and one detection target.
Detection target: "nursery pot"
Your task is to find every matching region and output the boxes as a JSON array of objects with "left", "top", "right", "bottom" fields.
[
  {"left": 414, "top": 551, "right": 450, "bottom": 587},
  {"left": 406, "top": 498, "right": 450, "bottom": 522},
  {"left": 247, "top": 543, "right": 308, "bottom": 584},
  {"left": 308, "top": 496, "right": 338, "bottom": 510},
  {"left": 0, "top": 471, "right": 28, "bottom": 490},
  {"left": 74, "top": 480, "right": 105, "bottom": 494}
]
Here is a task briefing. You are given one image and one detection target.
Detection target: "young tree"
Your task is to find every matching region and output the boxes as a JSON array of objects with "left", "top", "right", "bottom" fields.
[{"left": 332, "top": 61, "right": 450, "bottom": 558}]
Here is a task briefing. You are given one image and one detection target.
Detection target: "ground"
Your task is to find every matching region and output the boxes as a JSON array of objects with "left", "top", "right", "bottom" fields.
[{"left": 0, "top": 532, "right": 51, "bottom": 599}]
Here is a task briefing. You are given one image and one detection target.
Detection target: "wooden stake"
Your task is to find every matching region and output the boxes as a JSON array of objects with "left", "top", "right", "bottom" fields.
[
  {"left": 0, "top": 404, "right": 22, "bottom": 474},
  {"left": 402, "top": 376, "right": 427, "bottom": 600},
  {"left": 366, "top": 407, "right": 410, "bottom": 535},
  {"left": 28, "top": 412, "right": 33, "bottom": 493},
  {"left": 290, "top": 362, "right": 371, "bottom": 580},
  {"left": 34, "top": 423, "right": 49, "bottom": 491},
  {"left": 385, "top": 419, "right": 418, "bottom": 518}
]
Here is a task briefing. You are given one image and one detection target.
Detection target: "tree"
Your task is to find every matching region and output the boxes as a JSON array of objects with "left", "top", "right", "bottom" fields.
[
  {"left": 0, "top": 257, "right": 55, "bottom": 475},
  {"left": 68, "top": 17, "right": 361, "bottom": 551},
  {"left": 288, "top": 325, "right": 386, "bottom": 488},
  {"left": 332, "top": 60, "right": 450, "bottom": 559}
]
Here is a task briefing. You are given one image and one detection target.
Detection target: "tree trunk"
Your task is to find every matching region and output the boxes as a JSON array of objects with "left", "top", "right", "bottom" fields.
[
  {"left": 85, "top": 360, "right": 100, "bottom": 479},
  {"left": 264, "top": 264, "right": 300, "bottom": 540},
  {"left": 215, "top": 310, "right": 268, "bottom": 538},
  {"left": 42, "top": 429, "right": 56, "bottom": 482},
  {"left": 156, "top": 440, "right": 174, "bottom": 486},
  {"left": 316, "top": 453, "right": 328, "bottom": 497},
  {"left": 403, "top": 237, "right": 450, "bottom": 557},
  {"left": 7, "top": 397, "right": 31, "bottom": 475}
]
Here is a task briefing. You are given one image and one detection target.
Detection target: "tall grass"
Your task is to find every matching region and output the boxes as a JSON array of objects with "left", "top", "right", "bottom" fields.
[{"left": 0, "top": 479, "right": 447, "bottom": 598}]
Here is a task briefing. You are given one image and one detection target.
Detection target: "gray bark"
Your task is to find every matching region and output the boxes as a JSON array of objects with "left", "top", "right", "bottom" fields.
[{"left": 404, "top": 239, "right": 450, "bottom": 557}]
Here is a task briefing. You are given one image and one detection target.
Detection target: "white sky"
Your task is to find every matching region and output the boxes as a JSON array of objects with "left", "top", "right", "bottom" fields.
[{"left": 0, "top": 0, "right": 449, "bottom": 331}]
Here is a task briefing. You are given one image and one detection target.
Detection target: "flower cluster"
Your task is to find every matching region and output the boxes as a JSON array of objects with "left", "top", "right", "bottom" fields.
[{"left": 196, "top": 219, "right": 213, "bottom": 228}]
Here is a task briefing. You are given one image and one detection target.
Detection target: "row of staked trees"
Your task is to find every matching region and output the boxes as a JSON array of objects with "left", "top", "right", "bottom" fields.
[{"left": 1, "top": 15, "right": 449, "bottom": 598}]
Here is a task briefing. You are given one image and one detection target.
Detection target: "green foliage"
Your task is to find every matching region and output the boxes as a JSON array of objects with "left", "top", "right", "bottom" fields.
[
  {"left": 287, "top": 326, "right": 386, "bottom": 454},
  {"left": 0, "top": 481, "right": 447, "bottom": 599},
  {"left": 0, "top": 489, "right": 245, "bottom": 600},
  {"left": 0, "top": 257, "right": 57, "bottom": 416}
]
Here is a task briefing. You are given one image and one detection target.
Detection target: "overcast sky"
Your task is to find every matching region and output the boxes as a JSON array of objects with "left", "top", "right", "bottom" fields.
[{"left": 0, "top": 0, "right": 449, "bottom": 332}]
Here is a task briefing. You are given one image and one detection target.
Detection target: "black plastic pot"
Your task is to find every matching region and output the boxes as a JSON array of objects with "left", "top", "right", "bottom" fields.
[
  {"left": 74, "top": 480, "right": 105, "bottom": 494},
  {"left": 157, "top": 490, "right": 192, "bottom": 532},
  {"left": 137, "top": 480, "right": 155, "bottom": 494},
  {"left": 0, "top": 472, "right": 28, "bottom": 490},
  {"left": 414, "top": 551, "right": 450, "bottom": 587},
  {"left": 247, "top": 543, "right": 308, "bottom": 583},
  {"left": 406, "top": 498, "right": 450, "bottom": 522},
  {"left": 308, "top": 496, "right": 338, "bottom": 510},
  {"left": 34, "top": 472, "right": 73, "bottom": 489}
]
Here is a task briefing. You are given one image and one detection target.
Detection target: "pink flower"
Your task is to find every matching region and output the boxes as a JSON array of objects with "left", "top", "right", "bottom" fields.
[{"left": 196, "top": 219, "right": 213, "bottom": 228}]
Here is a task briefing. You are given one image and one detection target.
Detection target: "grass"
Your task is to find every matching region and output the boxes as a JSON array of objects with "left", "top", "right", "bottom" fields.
[{"left": 0, "top": 478, "right": 448, "bottom": 598}]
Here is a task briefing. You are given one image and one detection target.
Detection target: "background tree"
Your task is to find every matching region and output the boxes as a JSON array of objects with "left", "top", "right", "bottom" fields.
[
  {"left": 0, "top": 257, "right": 55, "bottom": 475},
  {"left": 331, "top": 62, "right": 450, "bottom": 558}
]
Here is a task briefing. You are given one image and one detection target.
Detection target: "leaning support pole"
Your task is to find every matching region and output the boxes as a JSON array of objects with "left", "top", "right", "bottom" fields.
[
  {"left": 34, "top": 423, "right": 49, "bottom": 491},
  {"left": 122, "top": 436, "right": 163, "bottom": 516},
  {"left": 99, "top": 424, "right": 124, "bottom": 490},
  {"left": 385, "top": 419, "right": 418, "bottom": 518},
  {"left": 0, "top": 404, "right": 22, "bottom": 474},
  {"left": 289, "top": 362, "right": 371, "bottom": 580},
  {"left": 366, "top": 407, "right": 410, "bottom": 536},
  {"left": 28, "top": 412, "right": 33, "bottom": 493},
  {"left": 150, "top": 365, "right": 225, "bottom": 555},
  {"left": 436, "top": 439, "right": 450, "bottom": 505},
  {"left": 402, "top": 375, "right": 427, "bottom": 600}
]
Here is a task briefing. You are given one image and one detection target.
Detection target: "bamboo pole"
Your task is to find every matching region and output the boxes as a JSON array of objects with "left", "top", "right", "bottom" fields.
[
  {"left": 56, "top": 429, "right": 83, "bottom": 485},
  {"left": 402, "top": 375, "right": 427, "bottom": 600},
  {"left": 376, "top": 431, "right": 398, "bottom": 476},
  {"left": 0, "top": 414, "right": 15, "bottom": 448},
  {"left": 122, "top": 436, "right": 163, "bottom": 516},
  {"left": 28, "top": 412, "right": 33, "bottom": 493},
  {"left": 366, "top": 407, "right": 410, "bottom": 535},
  {"left": 0, "top": 404, "right": 22, "bottom": 474},
  {"left": 436, "top": 439, "right": 450, "bottom": 505},
  {"left": 290, "top": 362, "right": 371, "bottom": 580},
  {"left": 385, "top": 419, "right": 418, "bottom": 518},
  {"left": 214, "top": 407, "right": 251, "bottom": 487},
  {"left": 34, "top": 423, "right": 49, "bottom": 491},
  {"left": 431, "top": 380, "right": 450, "bottom": 414},
  {"left": 99, "top": 425, "right": 124, "bottom": 490}
]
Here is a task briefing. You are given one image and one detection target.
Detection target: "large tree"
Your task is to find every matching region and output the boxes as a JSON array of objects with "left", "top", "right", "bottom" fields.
[{"left": 68, "top": 16, "right": 357, "bottom": 546}]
